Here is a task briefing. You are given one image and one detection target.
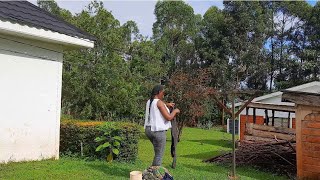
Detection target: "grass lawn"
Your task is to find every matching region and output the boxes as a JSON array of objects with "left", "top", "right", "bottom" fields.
[{"left": 0, "top": 127, "right": 287, "bottom": 180}]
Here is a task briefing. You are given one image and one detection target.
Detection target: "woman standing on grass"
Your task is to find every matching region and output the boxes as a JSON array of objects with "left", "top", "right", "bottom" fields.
[{"left": 144, "top": 85, "right": 180, "bottom": 166}]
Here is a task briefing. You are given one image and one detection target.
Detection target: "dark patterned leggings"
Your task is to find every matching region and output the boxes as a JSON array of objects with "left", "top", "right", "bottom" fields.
[{"left": 145, "top": 126, "right": 166, "bottom": 166}]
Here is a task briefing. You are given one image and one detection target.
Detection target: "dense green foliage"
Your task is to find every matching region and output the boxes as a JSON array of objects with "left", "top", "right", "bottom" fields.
[
  {"left": 60, "top": 120, "right": 140, "bottom": 162},
  {"left": 95, "top": 125, "right": 122, "bottom": 162},
  {"left": 38, "top": 0, "right": 320, "bottom": 126},
  {"left": 0, "top": 127, "right": 286, "bottom": 179}
]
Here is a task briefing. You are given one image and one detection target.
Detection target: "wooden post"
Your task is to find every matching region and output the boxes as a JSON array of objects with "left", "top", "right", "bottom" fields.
[
  {"left": 231, "top": 94, "right": 236, "bottom": 178},
  {"left": 246, "top": 107, "right": 249, "bottom": 123},
  {"left": 272, "top": 110, "right": 275, "bottom": 126},
  {"left": 211, "top": 91, "right": 257, "bottom": 179},
  {"left": 287, "top": 112, "right": 291, "bottom": 128},
  {"left": 253, "top": 108, "right": 256, "bottom": 124},
  {"left": 265, "top": 109, "right": 269, "bottom": 125},
  {"left": 222, "top": 98, "right": 225, "bottom": 126}
]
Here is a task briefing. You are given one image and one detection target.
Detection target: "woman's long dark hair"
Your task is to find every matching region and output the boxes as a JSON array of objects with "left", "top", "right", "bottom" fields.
[{"left": 148, "top": 85, "right": 164, "bottom": 122}]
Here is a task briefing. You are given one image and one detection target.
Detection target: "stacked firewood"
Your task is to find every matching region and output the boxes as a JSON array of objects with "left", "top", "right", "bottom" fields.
[
  {"left": 205, "top": 123, "right": 298, "bottom": 178},
  {"left": 244, "top": 123, "right": 296, "bottom": 142},
  {"left": 205, "top": 140, "right": 297, "bottom": 178}
]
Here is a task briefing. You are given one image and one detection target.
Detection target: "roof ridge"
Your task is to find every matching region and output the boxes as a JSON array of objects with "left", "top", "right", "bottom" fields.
[
  {"left": 0, "top": 2, "right": 62, "bottom": 24},
  {"left": 287, "top": 81, "right": 320, "bottom": 91},
  {"left": 0, "top": 7, "right": 75, "bottom": 32},
  {"left": 0, "top": 1, "right": 95, "bottom": 40},
  {"left": 0, "top": 1, "right": 95, "bottom": 41},
  {"left": 26, "top": 1, "right": 95, "bottom": 40},
  {"left": 24, "top": 1, "right": 96, "bottom": 40}
]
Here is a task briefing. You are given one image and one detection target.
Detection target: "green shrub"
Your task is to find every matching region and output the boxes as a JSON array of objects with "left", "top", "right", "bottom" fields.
[{"left": 60, "top": 120, "right": 141, "bottom": 162}]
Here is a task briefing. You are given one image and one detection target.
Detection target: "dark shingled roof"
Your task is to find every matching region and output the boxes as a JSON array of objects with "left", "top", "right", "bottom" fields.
[{"left": 0, "top": 1, "right": 95, "bottom": 41}]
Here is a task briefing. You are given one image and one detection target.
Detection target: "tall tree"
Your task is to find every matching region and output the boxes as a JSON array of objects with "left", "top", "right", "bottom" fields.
[
  {"left": 127, "top": 40, "right": 168, "bottom": 99},
  {"left": 301, "top": 2, "right": 320, "bottom": 82},
  {"left": 37, "top": 0, "right": 73, "bottom": 21},
  {"left": 197, "top": 6, "right": 229, "bottom": 90},
  {"left": 223, "top": 1, "right": 269, "bottom": 90},
  {"left": 270, "top": 1, "right": 316, "bottom": 89},
  {"left": 153, "top": 0, "right": 200, "bottom": 72},
  {"left": 38, "top": 1, "right": 146, "bottom": 120}
]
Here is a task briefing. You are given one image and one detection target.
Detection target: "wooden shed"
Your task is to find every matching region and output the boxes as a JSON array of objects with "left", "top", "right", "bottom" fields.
[
  {"left": 282, "top": 90, "right": 320, "bottom": 179},
  {"left": 236, "top": 81, "right": 320, "bottom": 141}
]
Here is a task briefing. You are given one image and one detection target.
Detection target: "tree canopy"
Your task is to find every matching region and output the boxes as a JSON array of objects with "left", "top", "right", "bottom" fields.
[{"left": 38, "top": 0, "right": 320, "bottom": 126}]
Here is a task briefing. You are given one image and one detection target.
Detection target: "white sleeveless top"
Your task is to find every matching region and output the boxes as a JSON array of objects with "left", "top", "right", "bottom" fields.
[{"left": 144, "top": 99, "right": 172, "bottom": 131}]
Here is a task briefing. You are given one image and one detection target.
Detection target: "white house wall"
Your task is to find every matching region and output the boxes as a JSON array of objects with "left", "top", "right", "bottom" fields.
[{"left": 0, "top": 35, "right": 63, "bottom": 163}]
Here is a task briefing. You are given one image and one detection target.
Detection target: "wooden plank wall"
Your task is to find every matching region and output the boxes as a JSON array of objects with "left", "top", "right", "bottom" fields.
[{"left": 240, "top": 115, "right": 264, "bottom": 140}]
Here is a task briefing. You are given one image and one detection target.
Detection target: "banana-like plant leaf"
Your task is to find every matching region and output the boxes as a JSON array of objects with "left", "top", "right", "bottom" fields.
[
  {"left": 96, "top": 144, "right": 104, "bottom": 152},
  {"left": 95, "top": 136, "right": 106, "bottom": 142},
  {"left": 112, "top": 148, "right": 120, "bottom": 155},
  {"left": 107, "top": 153, "right": 113, "bottom": 162},
  {"left": 113, "top": 136, "right": 122, "bottom": 141},
  {"left": 113, "top": 141, "right": 120, "bottom": 146},
  {"left": 102, "top": 142, "right": 110, "bottom": 148}
]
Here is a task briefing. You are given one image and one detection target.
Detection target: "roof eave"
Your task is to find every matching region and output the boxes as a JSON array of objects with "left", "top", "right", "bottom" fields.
[
  {"left": 235, "top": 81, "right": 320, "bottom": 107},
  {"left": 0, "top": 20, "right": 94, "bottom": 49}
]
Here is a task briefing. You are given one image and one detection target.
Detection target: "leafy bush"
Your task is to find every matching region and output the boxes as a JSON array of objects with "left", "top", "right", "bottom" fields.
[
  {"left": 60, "top": 120, "right": 141, "bottom": 162},
  {"left": 95, "top": 123, "right": 122, "bottom": 162},
  {"left": 197, "top": 120, "right": 214, "bottom": 130}
]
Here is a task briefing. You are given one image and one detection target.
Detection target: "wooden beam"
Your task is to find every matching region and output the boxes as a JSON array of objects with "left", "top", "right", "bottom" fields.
[
  {"left": 251, "top": 129, "right": 295, "bottom": 141},
  {"left": 272, "top": 110, "right": 275, "bottom": 126},
  {"left": 246, "top": 102, "right": 295, "bottom": 112},
  {"left": 253, "top": 108, "right": 256, "bottom": 124},
  {"left": 235, "top": 96, "right": 255, "bottom": 117},
  {"left": 282, "top": 90, "right": 320, "bottom": 107},
  {"left": 249, "top": 123, "right": 295, "bottom": 134},
  {"left": 244, "top": 135, "right": 279, "bottom": 142},
  {"left": 212, "top": 94, "right": 232, "bottom": 115},
  {"left": 265, "top": 109, "right": 269, "bottom": 125},
  {"left": 287, "top": 112, "right": 291, "bottom": 128},
  {"left": 246, "top": 107, "right": 249, "bottom": 124}
]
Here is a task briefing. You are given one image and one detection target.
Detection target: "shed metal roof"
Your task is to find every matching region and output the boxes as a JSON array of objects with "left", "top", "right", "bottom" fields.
[
  {"left": 0, "top": 1, "right": 95, "bottom": 41},
  {"left": 235, "top": 81, "right": 320, "bottom": 107}
]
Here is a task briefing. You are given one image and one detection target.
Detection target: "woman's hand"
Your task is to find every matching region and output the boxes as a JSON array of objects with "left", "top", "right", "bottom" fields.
[
  {"left": 158, "top": 101, "right": 180, "bottom": 121},
  {"left": 173, "top": 108, "right": 180, "bottom": 114}
]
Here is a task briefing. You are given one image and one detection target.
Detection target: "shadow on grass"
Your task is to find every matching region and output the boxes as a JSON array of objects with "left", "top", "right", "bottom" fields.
[
  {"left": 180, "top": 150, "right": 230, "bottom": 160},
  {"left": 87, "top": 164, "right": 131, "bottom": 178},
  {"left": 187, "top": 139, "right": 232, "bottom": 148}
]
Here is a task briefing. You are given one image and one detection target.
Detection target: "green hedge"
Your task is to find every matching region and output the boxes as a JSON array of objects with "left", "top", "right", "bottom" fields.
[{"left": 60, "top": 120, "right": 141, "bottom": 162}]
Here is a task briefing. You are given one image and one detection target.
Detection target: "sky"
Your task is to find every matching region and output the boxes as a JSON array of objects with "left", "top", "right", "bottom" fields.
[
  {"left": 29, "top": 0, "right": 317, "bottom": 38},
  {"left": 29, "top": 0, "right": 223, "bottom": 37}
]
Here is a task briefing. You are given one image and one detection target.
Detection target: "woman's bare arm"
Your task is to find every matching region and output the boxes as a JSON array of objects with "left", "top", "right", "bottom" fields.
[{"left": 157, "top": 100, "right": 180, "bottom": 121}]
